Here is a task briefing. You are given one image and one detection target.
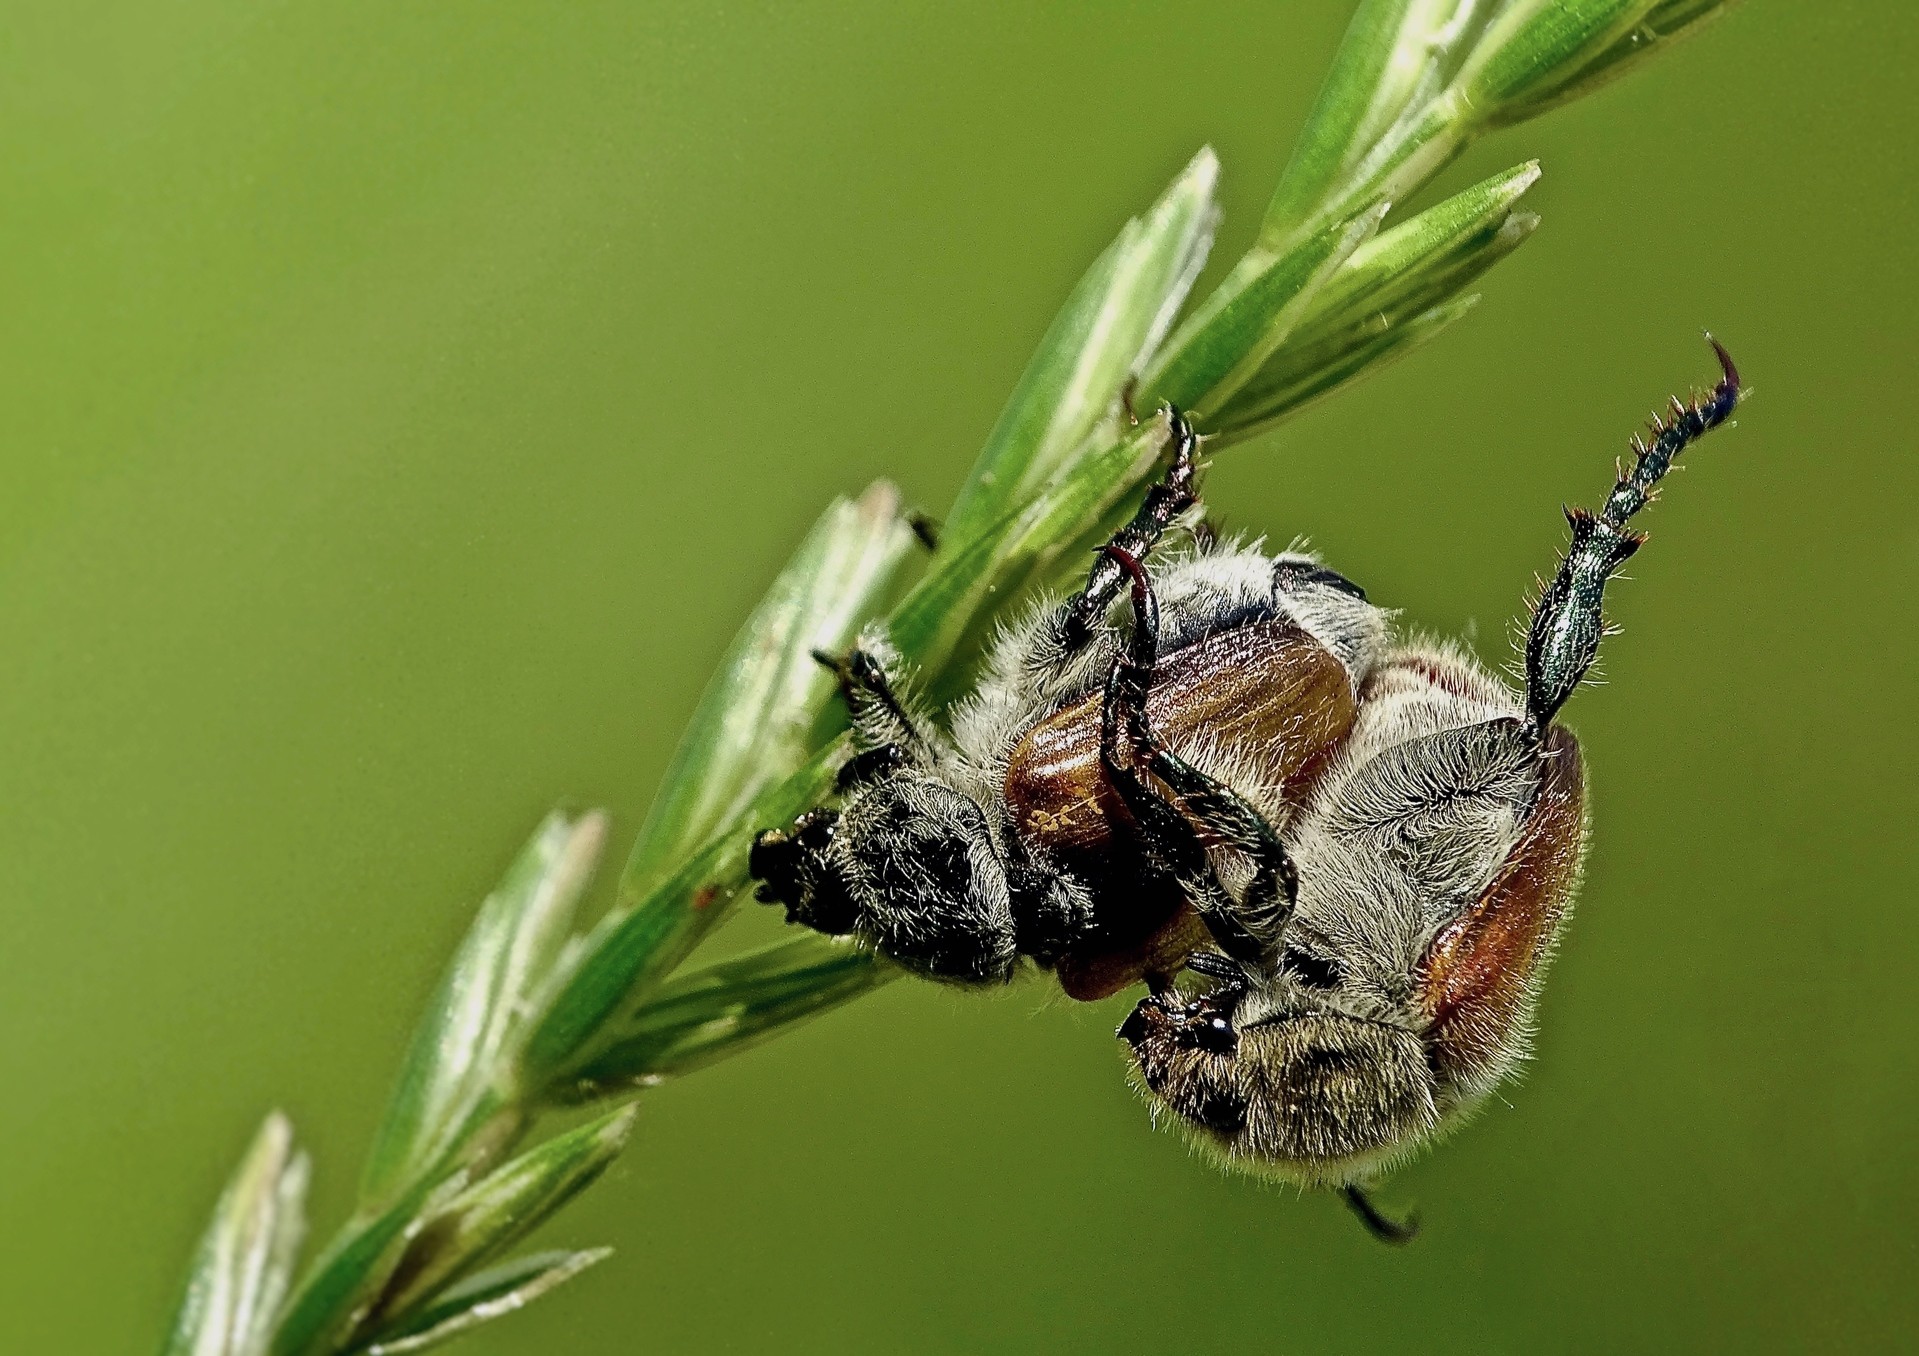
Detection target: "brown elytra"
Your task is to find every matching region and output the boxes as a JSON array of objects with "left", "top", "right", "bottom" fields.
[
  {"left": 1001, "top": 618, "right": 1360, "bottom": 1000},
  {"left": 1418, "top": 724, "right": 1587, "bottom": 1086}
]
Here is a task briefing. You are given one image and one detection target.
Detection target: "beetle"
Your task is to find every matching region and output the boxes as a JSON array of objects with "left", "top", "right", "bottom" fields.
[{"left": 751, "top": 341, "right": 1742, "bottom": 1237}]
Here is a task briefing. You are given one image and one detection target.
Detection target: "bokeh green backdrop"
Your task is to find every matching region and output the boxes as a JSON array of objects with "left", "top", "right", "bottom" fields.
[{"left": 2, "top": 2, "right": 1914, "bottom": 1352}]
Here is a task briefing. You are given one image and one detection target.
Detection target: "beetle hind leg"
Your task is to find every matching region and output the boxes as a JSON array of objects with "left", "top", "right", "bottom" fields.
[{"left": 1520, "top": 339, "right": 1742, "bottom": 738}]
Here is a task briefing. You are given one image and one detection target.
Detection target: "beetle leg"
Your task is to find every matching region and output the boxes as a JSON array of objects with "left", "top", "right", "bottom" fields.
[
  {"left": 1061, "top": 406, "right": 1202, "bottom": 649},
  {"left": 1341, "top": 1185, "right": 1420, "bottom": 1246},
  {"left": 834, "top": 743, "right": 909, "bottom": 792},
  {"left": 1521, "top": 338, "right": 1741, "bottom": 739},
  {"left": 1100, "top": 676, "right": 1254, "bottom": 958},
  {"left": 1095, "top": 578, "right": 1250, "bottom": 958},
  {"left": 750, "top": 809, "right": 860, "bottom": 935},
  {"left": 1098, "top": 545, "right": 1298, "bottom": 965},
  {"left": 1003, "top": 845, "right": 1096, "bottom": 963},
  {"left": 811, "top": 644, "right": 935, "bottom": 758}
]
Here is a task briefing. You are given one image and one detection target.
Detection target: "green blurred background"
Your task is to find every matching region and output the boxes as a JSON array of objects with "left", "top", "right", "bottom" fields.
[{"left": 2, "top": 2, "right": 1914, "bottom": 1351}]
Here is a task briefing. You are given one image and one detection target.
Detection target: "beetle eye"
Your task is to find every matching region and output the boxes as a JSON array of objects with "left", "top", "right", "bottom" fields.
[
  {"left": 1282, "top": 948, "right": 1343, "bottom": 990},
  {"left": 1195, "top": 1014, "right": 1237, "bottom": 1054}
]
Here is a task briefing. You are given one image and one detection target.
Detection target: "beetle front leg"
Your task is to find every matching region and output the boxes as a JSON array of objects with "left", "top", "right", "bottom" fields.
[
  {"left": 1097, "top": 545, "right": 1299, "bottom": 965},
  {"left": 750, "top": 809, "right": 859, "bottom": 935},
  {"left": 812, "top": 642, "right": 935, "bottom": 758},
  {"left": 1004, "top": 850, "right": 1096, "bottom": 965}
]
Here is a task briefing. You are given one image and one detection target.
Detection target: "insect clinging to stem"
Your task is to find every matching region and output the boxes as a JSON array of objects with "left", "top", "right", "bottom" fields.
[{"left": 751, "top": 339, "right": 1743, "bottom": 1240}]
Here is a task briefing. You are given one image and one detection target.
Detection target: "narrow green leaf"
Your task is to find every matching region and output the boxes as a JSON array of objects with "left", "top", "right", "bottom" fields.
[
  {"left": 526, "top": 426, "right": 1182, "bottom": 1097},
  {"left": 942, "top": 148, "right": 1219, "bottom": 551},
  {"left": 356, "top": 1108, "right": 635, "bottom": 1339},
  {"left": 1335, "top": 86, "right": 1477, "bottom": 227},
  {"left": 1139, "top": 205, "right": 1383, "bottom": 418},
  {"left": 624, "top": 480, "right": 920, "bottom": 898},
  {"left": 1487, "top": 0, "right": 1738, "bottom": 125},
  {"left": 1457, "top": 0, "right": 1660, "bottom": 111},
  {"left": 521, "top": 741, "right": 845, "bottom": 1092},
  {"left": 271, "top": 1173, "right": 460, "bottom": 1356},
  {"left": 1281, "top": 162, "right": 1538, "bottom": 352},
  {"left": 1282, "top": 0, "right": 1718, "bottom": 242},
  {"left": 163, "top": 1113, "right": 309, "bottom": 1356},
  {"left": 559, "top": 937, "right": 892, "bottom": 1094},
  {"left": 1208, "top": 295, "right": 1483, "bottom": 446},
  {"left": 888, "top": 411, "right": 1174, "bottom": 691},
  {"left": 525, "top": 415, "right": 1187, "bottom": 1095},
  {"left": 512, "top": 485, "right": 915, "bottom": 1088},
  {"left": 361, "top": 1250, "right": 611, "bottom": 1356},
  {"left": 362, "top": 812, "right": 606, "bottom": 1208},
  {"left": 1262, "top": 0, "right": 1461, "bottom": 246}
]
